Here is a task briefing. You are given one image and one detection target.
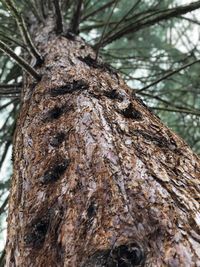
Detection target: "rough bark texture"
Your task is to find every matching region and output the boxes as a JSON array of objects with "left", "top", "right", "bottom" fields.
[{"left": 5, "top": 18, "right": 200, "bottom": 267}]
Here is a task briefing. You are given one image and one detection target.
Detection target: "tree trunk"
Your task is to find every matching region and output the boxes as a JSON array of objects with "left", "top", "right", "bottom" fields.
[{"left": 5, "top": 19, "right": 200, "bottom": 267}]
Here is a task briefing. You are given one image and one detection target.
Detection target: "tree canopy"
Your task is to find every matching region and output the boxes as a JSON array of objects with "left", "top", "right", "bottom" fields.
[{"left": 0, "top": 0, "right": 200, "bottom": 259}]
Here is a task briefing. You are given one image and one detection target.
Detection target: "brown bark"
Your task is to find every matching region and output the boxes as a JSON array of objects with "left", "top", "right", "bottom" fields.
[{"left": 5, "top": 19, "right": 200, "bottom": 267}]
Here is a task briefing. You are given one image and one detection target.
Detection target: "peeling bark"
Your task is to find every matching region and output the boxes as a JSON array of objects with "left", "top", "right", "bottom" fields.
[{"left": 5, "top": 20, "right": 200, "bottom": 267}]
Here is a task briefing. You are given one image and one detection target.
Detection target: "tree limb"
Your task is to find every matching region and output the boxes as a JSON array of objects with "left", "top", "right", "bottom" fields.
[
  {"left": 3, "top": 0, "right": 43, "bottom": 62},
  {"left": 0, "top": 83, "right": 22, "bottom": 96},
  {"left": 82, "top": 0, "right": 115, "bottom": 21},
  {"left": 103, "top": 0, "right": 142, "bottom": 40},
  {"left": 95, "top": 0, "right": 119, "bottom": 60},
  {"left": 0, "top": 196, "right": 9, "bottom": 216},
  {"left": 69, "top": 0, "right": 83, "bottom": 34},
  {"left": 0, "top": 83, "right": 22, "bottom": 89},
  {"left": 0, "top": 83, "right": 21, "bottom": 98},
  {"left": 0, "top": 40, "right": 41, "bottom": 81},
  {"left": 61, "top": 0, "right": 72, "bottom": 13},
  {"left": 23, "top": 0, "right": 45, "bottom": 23},
  {"left": 53, "top": 0, "right": 63, "bottom": 34},
  {"left": 0, "top": 140, "right": 11, "bottom": 171},
  {"left": 0, "top": 31, "right": 27, "bottom": 49},
  {"left": 179, "top": 15, "right": 200, "bottom": 25},
  {"left": 138, "top": 92, "right": 199, "bottom": 112},
  {"left": 151, "top": 106, "right": 200, "bottom": 116},
  {"left": 101, "top": 0, "right": 200, "bottom": 46},
  {"left": 137, "top": 59, "right": 200, "bottom": 93},
  {"left": 0, "top": 248, "right": 5, "bottom": 267},
  {"left": 0, "top": 99, "right": 17, "bottom": 111}
]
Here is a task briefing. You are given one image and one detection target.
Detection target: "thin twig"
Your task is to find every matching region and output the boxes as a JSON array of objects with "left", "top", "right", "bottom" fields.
[
  {"left": 0, "top": 100, "right": 16, "bottom": 111},
  {"left": 0, "top": 94, "right": 20, "bottom": 98},
  {"left": 0, "top": 91, "right": 20, "bottom": 98},
  {"left": 3, "top": 0, "right": 43, "bottom": 62},
  {"left": 104, "top": 0, "right": 142, "bottom": 39},
  {"left": 95, "top": 0, "right": 119, "bottom": 60},
  {"left": 82, "top": 0, "right": 115, "bottom": 21},
  {"left": 151, "top": 106, "right": 200, "bottom": 116},
  {"left": 101, "top": 0, "right": 200, "bottom": 46},
  {"left": 0, "top": 196, "right": 9, "bottom": 216},
  {"left": 40, "top": 0, "right": 47, "bottom": 18},
  {"left": 0, "top": 32, "right": 27, "bottom": 49},
  {"left": 0, "top": 39, "right": 41, "bottom": 81},
  {"left": 0, "top": 83, "right": 22, "bottom": 88},
  {"left": 179, "top": 15, "right": 200, "bottom": 26},
  {"left": 33, "top": 0, "right": 45, "bottom": 20},
  {"left": 62, "top": 0, "right": 71, "bottom": 11},
  {"left": 23, "top": 0, "right": 44, "bottom": 23},
  {"left": 138, "top": 59, "right": 200, "bottom": 93},
  {"left": 0, "top": 141, "right": 11, "bottom": 171},
  {"left": 138, "top": 92, "right": 199, "bottom": 112},
  {"left": 53, "top": 0, "right": 63, "bottom": 34},
  {"left": 0, "top": 83, "right": 21, "bottom": 97},
  {"left": 0, "top": 248, "right": 5, "bottom": 267},
  {"left": 0, "top": 180, "right": 10, "bottom": 191},
  {"left": 70, "top": 0, "right": 83, "bottom": 34},
  {"left": 0, "top": 83, "right": 21, "bottom": 92},
  {"left": 84, "top": 0, "right": 91, "bottom": 9}
]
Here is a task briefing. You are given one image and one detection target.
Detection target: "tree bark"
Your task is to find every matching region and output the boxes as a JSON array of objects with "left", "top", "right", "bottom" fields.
[{"left": 5, "top": 19, "right": 200, "bottom": 267}]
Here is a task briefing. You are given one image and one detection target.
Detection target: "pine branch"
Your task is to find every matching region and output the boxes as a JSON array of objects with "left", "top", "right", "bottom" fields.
[
  {"left": 151, "top": 106, "right": 200, "bottom": 116},
  {"left": 0, "top": 83, "right": 21, "bottom": 98},
  {"left": 0, "top": 99, "right": 16, "bottom": 111},
  {"left": 138, "top": 92, "right": 199, "bottom": 112},
  {"left": 81, "top": 21, "right": 117, "bottom": 32},
  {"left": 95, "top": 0, "right": 119, "bottom": 60},
  {"left": 0, "top": 31, "right": 27, "bottom": 49},
  {"left": 53, "top": 0, "right": 63, "bottom": 34},
  {"left": 1, "top": 113, "right": 13, "bottom": 133},
  {"left": 0, "top": 180, "right": 10, "bottom": 190},
  {"left": 82, "top": 0, "right": 115, "bottom": 21},
  {"left": 101, "top": 0, "right": 200, "bottom": 46},
  {"left": 0, "top": 196, "right": 8, "bottom": 216},
  {"left": 0, "top": 40, "right": 41, "bottom": 81},
  {"left": 0, "top": 93, "right": 20, "bottom": 98},
  {"left": 83, "top": 0, "right": 91, "bottom": 9},
  {"left": 61, "top": 0, "right": 72, "bottom": 18},
  {"left": 0, "top": 248, "right": 5, "bottom": 267},
  {"left": 62, "top": 0, "right": 71, "bottom": 10},
  {"left": 3, "top": 0, "right": 43, "bottom": 63},
  {"left": 0, "top": 140, "right": 11, "bottom": 171},
  {"left": 138, "top": 59, "right": 200, "bottom": 93},
  {"left": 23, "top": 0, "right": 45, "bottom": 23},
  {"left": 92, "top": 9, "right": 162, "bottom": 48},
  {"left": 103, "top": 0, "right": 142, "bottom": 39},
  {"left": 0, "top": 83, "right": 22, "bottom": 89},
  {"left": 70, "top": 0, "right": 83, "bottom": 34},
  {"left": 32, "top": 0, "right": 45, "bottom": 20},
  {"left": 179, "top": 15, "right": 200, "bottom": 25},
  {"left": 39, "top": 0, "right": 47, "bottom": 18}
]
